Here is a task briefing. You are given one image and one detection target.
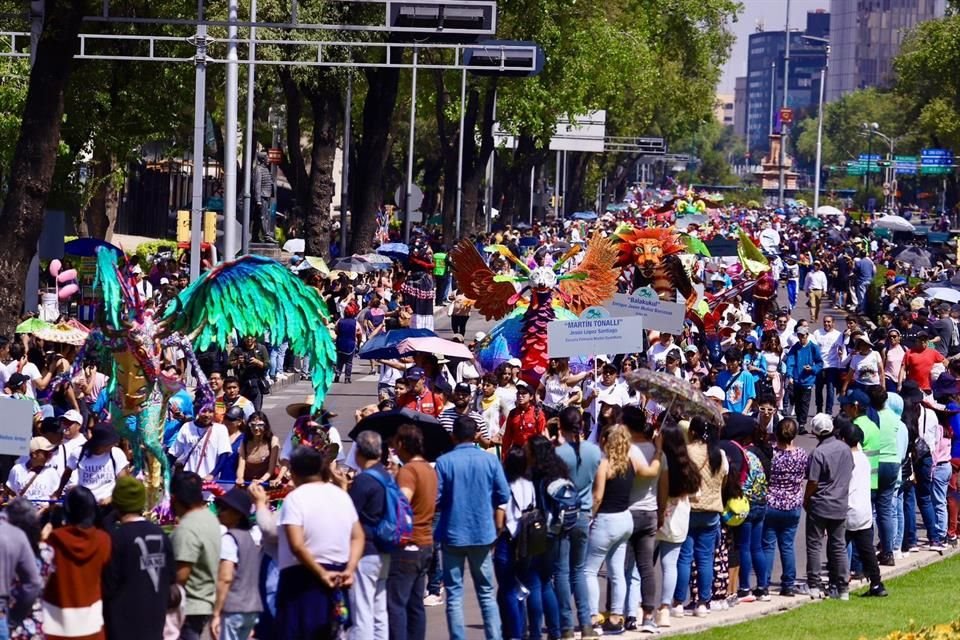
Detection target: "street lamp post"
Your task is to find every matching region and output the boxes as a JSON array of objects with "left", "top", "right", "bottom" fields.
[
  {"left": 778, "top": 0, "right": 791, "bottom": 208},
  {"left": 802, "top": 35, "right": 829, "bottom": 215},
  {"left": 861, "top": 122, "right": 878, "bottom": 189}
]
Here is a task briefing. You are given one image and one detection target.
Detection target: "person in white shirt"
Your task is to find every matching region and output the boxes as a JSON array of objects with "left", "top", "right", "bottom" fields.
[
  {"left": 131, "top": 264, "right": 154, "bottom": 302},
  {"left": 58, "top": 409, "right": 87, "bottom": 489},
  {"left": 583, "top": 363, "right": 631, "bottom": 435},
  {"left": 57, "top": 423, "right": 130, "bottom": 504},
  {"left": 837, "top": 419, "right": 888, "bottom": 597},
  {"left": 804, "top": 260, "right": 829, "bottom": 322},
  {"left": 813, "top": 315, "right": 846, "bottom": 414},
  {"left": 647, "top": 332, "right": 677, "bottom": 370},
  {"left": 170, "top": 404, "right": 233, "bottom": 480},
  {"left": 5, "top": 437, "right": 62, "bottom": 502},
  {"left": 5, "top": 342, "right": 47, "bottom": 399}
]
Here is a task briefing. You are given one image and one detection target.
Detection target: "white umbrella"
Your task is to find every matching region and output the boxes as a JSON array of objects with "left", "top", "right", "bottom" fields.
[
  {"left": 925, "top": 287, "right": 960, "bottom": 304},
  {"left": 873, "top": 215, "right": 916, "bottom": 232},
  {"left": 816, "top": 205, "right": 843, "bottom": 217},
  {"left": 282, "top": 238, "right": 305, "bottom": 253}
]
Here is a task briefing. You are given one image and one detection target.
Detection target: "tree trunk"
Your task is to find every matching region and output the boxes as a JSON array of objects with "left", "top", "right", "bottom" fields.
[
  {"left": 350, "top": 65, "right": 400, "bottom": 254},
  {"left": 77, "top": 143, "right": 119, "bottom": 241},
  {"left": 303, "top": 90, "right": 342, "bottom": 261},
  {"left": 277, "top": 68, "right": 310, "bottom": 230},
  {"left": 0, "top": 0, "right": 86, "bottom": 334},
  {"left": 566, "top": 152, "right": 591, "bottom": 213}
]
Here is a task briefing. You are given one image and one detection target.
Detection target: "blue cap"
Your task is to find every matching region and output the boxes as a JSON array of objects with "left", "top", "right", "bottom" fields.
[
  {"left": 840, "top": 389, "right": 871, "bottom": 407},
  {"left": 404, "top": 366, "right": 426, "bottom": 380}
]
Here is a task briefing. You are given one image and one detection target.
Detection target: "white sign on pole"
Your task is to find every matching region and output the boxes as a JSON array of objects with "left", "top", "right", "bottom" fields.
[
  {"left": 494, "top": 111, "right": 606, "bottom": 153},
  {"left": 547, "top": 316, "right": 645, "bottom": 358},
  {"left": 0, "top": 396, "right": 36, "bottom": 457},
  {"left": 609, "top": 287, "right": 685, "bottom": 334}
]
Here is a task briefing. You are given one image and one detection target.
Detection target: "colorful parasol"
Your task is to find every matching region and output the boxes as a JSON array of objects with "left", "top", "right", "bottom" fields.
[
  {"left": 625, "top": 369, "right": 724, "bottom": 425},
  {"left": 15, "top": 317, "right": 53, "bottom": 334},
  {"left": 32, "top": 322, "right": 90, "bottom": 346}
]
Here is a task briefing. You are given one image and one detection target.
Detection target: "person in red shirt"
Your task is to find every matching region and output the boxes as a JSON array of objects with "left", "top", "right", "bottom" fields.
[
  {"left": 501, "top": 381, "right": 546, "bottom": 460},
  {"left": 902, "top": 331, "right": 946, "bottom": 392},
  {"left": 395, "top": 367, "right": 443, "bottom": 417}
]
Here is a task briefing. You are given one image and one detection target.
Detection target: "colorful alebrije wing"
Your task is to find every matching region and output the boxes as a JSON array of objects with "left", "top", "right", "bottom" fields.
[
  {"left": 737, "top": 229, "right": 771, "bottom": 276},
  {"left": 558, "top": 233, "right": 619, "bottom": 315},
  {"left": 449, "top": 239, "right": 517, "bottom": 320},
  {"left": 93, "top": 247, "right": 123, "bottom": 330},
  {"left": 162, "top": 255, "right": 336, "bottom": 411}
]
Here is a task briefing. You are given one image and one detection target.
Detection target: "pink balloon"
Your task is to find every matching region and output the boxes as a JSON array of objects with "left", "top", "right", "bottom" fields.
[
  {"left": 58, "top": 284, "right": 79, "bottom": 300},
  {"left": 49, "top": 259, "right": 61, "bottom": 277},
  {"left": 56, "top": 269, "right": 78, "bottom": 284}
]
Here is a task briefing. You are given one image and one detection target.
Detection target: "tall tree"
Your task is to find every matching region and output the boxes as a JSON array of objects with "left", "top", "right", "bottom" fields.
[{"left": 0, "top": 0, "right": 88, "bottom": 334}]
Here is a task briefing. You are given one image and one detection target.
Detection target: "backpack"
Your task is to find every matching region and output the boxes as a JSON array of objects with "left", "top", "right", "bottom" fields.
[
  {"left": 512, "top": 492, "right": 548, "bottom": 561},
  {"left": 732, "top": 442, "right": 767, "bottom": 505},
  {"left": 541, "top": 478, "right": 580, "bottom": 535},
  {"left": 364, "top": 468, "right": 414, "bottom": 551}
]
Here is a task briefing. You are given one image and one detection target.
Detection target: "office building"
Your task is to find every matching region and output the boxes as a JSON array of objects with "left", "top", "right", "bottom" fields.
[
  {"left": 733, "top": 76, "right": 748, "bottom": 139},
  {"left": 714, "top": 93, "right": 735, "bottom": 127},
  {"left": 745, "top": 10, "right": 830, "bottom": 154},
  {"left": 827, "top": 0, "right": 946, "bottom": 102}
]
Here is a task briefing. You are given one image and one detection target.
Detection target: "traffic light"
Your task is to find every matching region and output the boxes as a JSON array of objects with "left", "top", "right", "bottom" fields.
[{"left": 173, "top": 210, "right": 217, "bottom": 243}]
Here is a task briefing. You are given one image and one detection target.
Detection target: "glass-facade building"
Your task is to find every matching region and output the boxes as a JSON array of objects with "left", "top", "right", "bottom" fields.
[
  {"left": 827, "top": 0, "right": 946, "bottom": 102},
  {"left": 745, "top": 12, "right": 830, "bottom": 154}
]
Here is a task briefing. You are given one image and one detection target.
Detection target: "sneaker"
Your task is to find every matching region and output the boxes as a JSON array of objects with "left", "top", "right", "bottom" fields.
[
  {"left": 560, "top": 632, "right": 577, "bottom": 640},
  {"left": 893, "top": 550, "right": 904, "bottom": 560},
  {"left": 878, "top": 553, "right": 896, "bottom": 566},
  {"left": 694, "top": 604, "right": 709, "bottom": 618},
  {"left": 656, "top": 608, "right": 671, "bottom": 628},
  {"left": 779, "top": 586, "right": 796, "bottom": 597},
  {"left": 671, "top": 604, "right": 686, "bottom": 618},
  {"left": 756, "top": 589, "right": 772, "bottom": 602},
  {"left": 640, "top": 618, "right": 659, "bottom": 634},
  {"left": 808, "top": 588, "right": 824, "bottom": 600},
  {"left": 908, "top": 545, "right": 920, "bottom": 553},
  {"left": 737, "top": 590, "right": 756, "bottom": 603},
  {"left": 839, "top": 591, "right": 850, "bottom": 601},
  {"left": 422, "top": 593, "right": 443, "bottom": 607},
  {"left": 624, "top": 617, "right": 638, "bottom": 631},
  {"left": 863, "top": 584, "right": 888, "bottom": 598},
  {"left": 580, "top": 630, "right": 600, "bottom": 640},
  {"left": 682, "top": 602, "right": 697, "bottom": 616},
  {"left": 601, "top": 618, "right": 625, "bottom": 635}
]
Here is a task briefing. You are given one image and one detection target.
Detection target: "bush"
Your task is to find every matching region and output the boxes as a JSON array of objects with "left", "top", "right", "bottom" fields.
[{"left": 876, "top": 619, "right": 960, "bottom": 640}]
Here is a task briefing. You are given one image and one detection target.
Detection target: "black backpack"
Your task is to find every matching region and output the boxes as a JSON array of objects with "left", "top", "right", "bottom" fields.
[{"left": 511, "top": 491, "right": 548, "bottom": 561}]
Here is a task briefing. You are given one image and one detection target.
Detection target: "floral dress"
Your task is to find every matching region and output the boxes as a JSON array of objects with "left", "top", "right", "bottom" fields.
[{"left": 11, "top": 542, "right": 54, "bottom": 640}]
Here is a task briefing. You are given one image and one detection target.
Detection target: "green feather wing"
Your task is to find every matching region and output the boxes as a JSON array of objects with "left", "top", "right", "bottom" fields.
[{"left": 163, "top": 256, "right": 336, "bottom": 410}]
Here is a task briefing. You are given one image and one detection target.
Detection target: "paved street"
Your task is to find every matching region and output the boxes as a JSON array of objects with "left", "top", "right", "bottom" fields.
[{"left": 253, "top": 285, "right": 873, "bottom": 638}]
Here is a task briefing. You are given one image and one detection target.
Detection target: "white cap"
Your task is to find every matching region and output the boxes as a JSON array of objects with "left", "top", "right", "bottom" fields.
[
  {"left": 704, "top": 386, "right": 725, "bottom": 401},
  {"left": 507, "top": 357, "right": 522, "bottom": 368},
  {"left": 60, "top": 409, "right": 83, "bottom": 425},
  {"left": 811, "top": 413, "right": 834, "bottom": 435},
  {"left": 474, "top": 331, "right": 487, "bottom": 342},
  {"left": 131, "top": 264, "right": 143, "bottom": 275}
]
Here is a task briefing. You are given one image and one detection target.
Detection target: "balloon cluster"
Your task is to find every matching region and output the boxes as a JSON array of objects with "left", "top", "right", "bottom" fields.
[{"left": 49, "top": 259, "right": 79, "bottom": 300}]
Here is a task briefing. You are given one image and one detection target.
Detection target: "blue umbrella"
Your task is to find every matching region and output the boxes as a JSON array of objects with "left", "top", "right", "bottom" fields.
[
  {"left": 64, "top": 238, "right": 123, "bottom": 257},
  {"left": 571, "top": 211, "right": 598, "bottom": 221},
  {"left": 358, "top": 328, "right": 438, "bottom": 360},
  {"left": 377, "top": 243, "right": 409, "bottom": 262}
]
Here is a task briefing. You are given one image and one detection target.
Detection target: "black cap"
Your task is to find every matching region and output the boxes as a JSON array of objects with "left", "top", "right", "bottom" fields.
[
  {"left": 216, "top": 487, "right": 253, "bottom": 517},
  {"left": 224, "top": 405, "right": 246, "bottom": 422},
  {"left": 454, "top": 382, "right": 472, "bottom": 395}
]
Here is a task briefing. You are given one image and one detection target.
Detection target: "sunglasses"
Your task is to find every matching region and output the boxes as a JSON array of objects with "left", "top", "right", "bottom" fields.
[{"left": 249, "top": 422, "right": 266, "bottom": 428}]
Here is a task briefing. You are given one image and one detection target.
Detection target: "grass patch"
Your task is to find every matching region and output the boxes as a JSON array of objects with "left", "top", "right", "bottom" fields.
[{"left": 675, "top": 553, "right": 960, "bottom": 640}]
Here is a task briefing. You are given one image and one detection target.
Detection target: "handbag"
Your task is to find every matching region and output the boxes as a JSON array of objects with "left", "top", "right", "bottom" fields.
[
  {"left": 656, "top": 496, "right": 691, "bottom": 543},
  {"left": 914, "top": 410, "right": 933, "bottom": 462}
]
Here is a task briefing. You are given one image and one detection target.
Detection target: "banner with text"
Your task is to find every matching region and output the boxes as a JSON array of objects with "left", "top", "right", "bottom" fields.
[
  {"left": 609, "top": 287, "right": 686, "bottom": 333},
  {"left": 547, "top": 316, "right": 645, "bottom": 358},
  {"left": 0, "top": 396, "right": 36, "bottom": 457}
]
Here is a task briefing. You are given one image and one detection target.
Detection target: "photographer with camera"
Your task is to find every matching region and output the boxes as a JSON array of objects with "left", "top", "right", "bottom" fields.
[{"left": 229, "top": 336, "right": 270, "bottom": 412}]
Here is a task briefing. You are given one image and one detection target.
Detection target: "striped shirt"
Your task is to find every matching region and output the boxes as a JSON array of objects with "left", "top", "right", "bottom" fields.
[{"left": 438, "top": 408, "right": 486, "bottom": 435}]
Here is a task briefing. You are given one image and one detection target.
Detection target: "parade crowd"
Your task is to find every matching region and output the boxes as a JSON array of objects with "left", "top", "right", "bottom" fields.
[{"left": 0, "top": 204, "right": 958, "bottom": 640}]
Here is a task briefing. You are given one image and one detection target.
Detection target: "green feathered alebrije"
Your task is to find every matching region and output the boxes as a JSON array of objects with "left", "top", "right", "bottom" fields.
[
  {"left": 93, "top": 248, "right": 122, "bottom": 329},
  {"left": 167, "top": 256, "right": 337, "bottom": 409}
]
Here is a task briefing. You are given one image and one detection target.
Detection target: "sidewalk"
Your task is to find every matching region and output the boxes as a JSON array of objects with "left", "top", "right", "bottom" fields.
[{"left": 644, "top": 546, "right": 957, "bottom": 638}]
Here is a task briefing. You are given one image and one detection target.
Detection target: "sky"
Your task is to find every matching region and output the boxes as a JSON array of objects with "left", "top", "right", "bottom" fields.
[{"left": 718, "top": 0, "right": 828, "bottom": 94}]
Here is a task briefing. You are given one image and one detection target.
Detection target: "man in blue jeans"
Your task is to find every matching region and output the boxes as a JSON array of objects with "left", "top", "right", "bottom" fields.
[
  {"left": 554, "top": 408, "right": 602, "bottom": 639},
  {"left": 434, "top": 416, "right": 510, "bottom": 640}
]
